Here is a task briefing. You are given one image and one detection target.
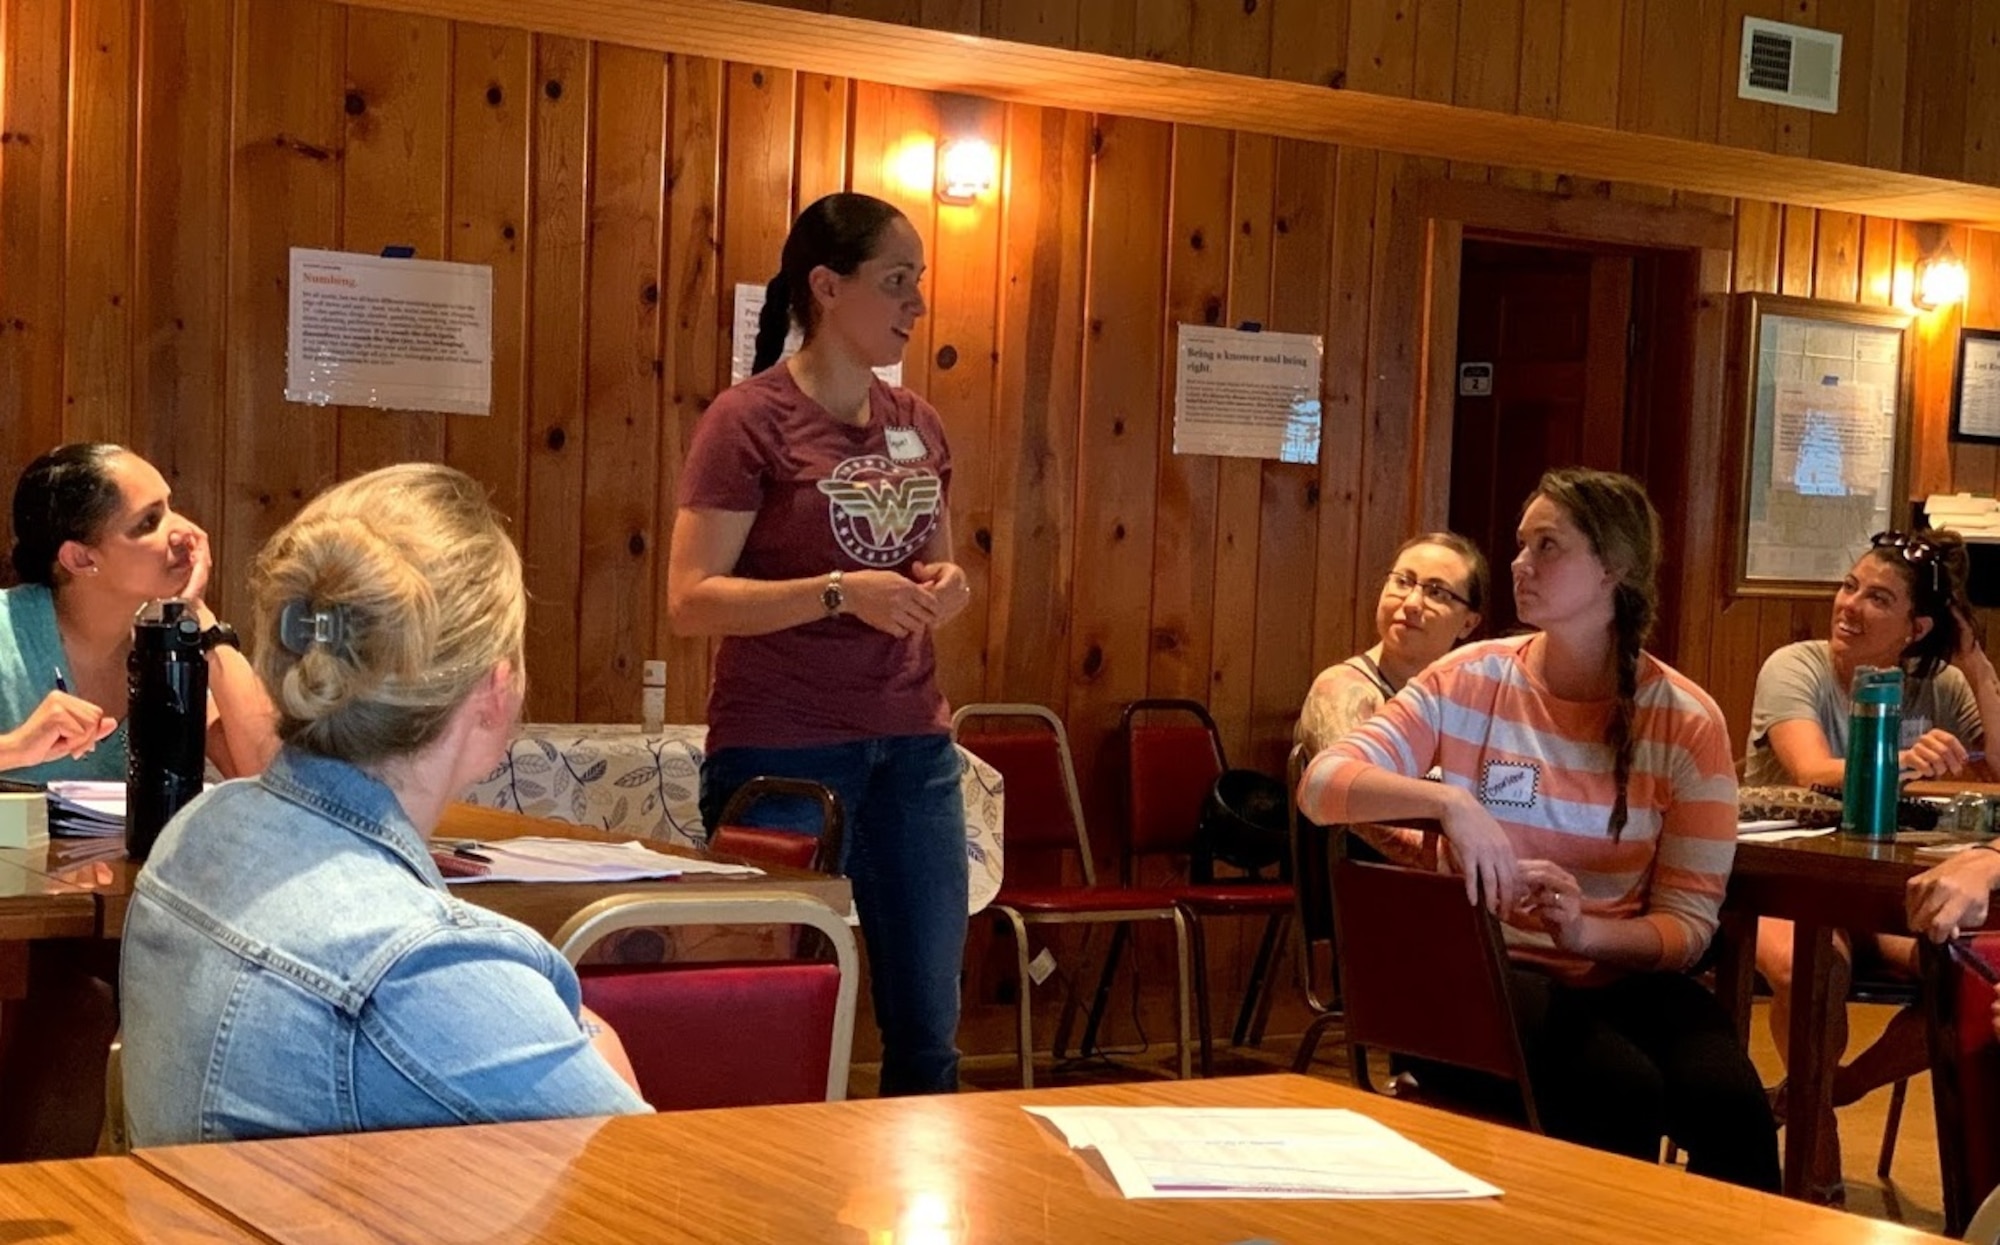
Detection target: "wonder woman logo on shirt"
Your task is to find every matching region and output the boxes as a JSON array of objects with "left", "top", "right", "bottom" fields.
[{"left": 817, "top": 454, "right": 944, "bottom": 567}]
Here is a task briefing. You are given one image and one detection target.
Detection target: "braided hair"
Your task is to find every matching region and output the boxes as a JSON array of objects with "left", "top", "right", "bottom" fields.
[
  {"left": 1528, "top": 469, "right": 1662, "bottom": 840},
  {"left": 751, "top": 193, "right": 908, "bottom": 375}
]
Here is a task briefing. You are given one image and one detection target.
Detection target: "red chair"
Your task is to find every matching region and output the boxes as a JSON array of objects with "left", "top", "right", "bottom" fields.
[
  {"left": 1120, "top": 699, "right": 1294, "bottom": 1076},
  {"left": 952, "top": 703, "right": 1192, "bottom": 1088},
  {"left": 709, "top": 777, "right": 845, "bottom": 875},
  {"left": 554, "top": 892, "right": 859, "bottom": 1109},
  {"left": 1330, "top": 834, "right": 1541, "bottom": 1131},
  {"left": 1926, "top": 931, "right": 2000, "bottom": 1235}
]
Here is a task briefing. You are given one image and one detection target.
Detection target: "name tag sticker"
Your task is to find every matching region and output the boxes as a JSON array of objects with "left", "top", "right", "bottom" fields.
[
  {"left": 1480, "top": 760, "right": 1539, "bottom": 809},
  {"left": 885, "top": 427, "right": 928, "bottom": 462}
]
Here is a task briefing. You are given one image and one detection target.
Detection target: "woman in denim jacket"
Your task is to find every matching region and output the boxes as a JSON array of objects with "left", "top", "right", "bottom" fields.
[{"left": 120, "top": 464, "right": 649, "bottom": 1145}]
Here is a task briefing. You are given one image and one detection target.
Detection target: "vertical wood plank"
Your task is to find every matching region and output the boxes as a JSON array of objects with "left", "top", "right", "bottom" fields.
[
  {"left": 1717, "top": 0, "right": 1780, "bottom": 153},
  {"left": 660, "top": 53, "right": 724, "bottom": 725},
  {"left": 924, "top": 93, "right": 1004, "bottom": 713},
  {"left": 1771, "top": 0, "right": 1815, "bottom": 158},
  {"left": 574, "top": 44, "right": 666, "bottom": 721},
  {"left": 793, "top": 72, "right": 850, "bottom": 207},
  {"left": 133, "top": 0, "right": 233, "bottom": 568},
  {"left": 1249, "top": 137, "right": 1332, "bottom": 775},
  {"left": 1448, "top": 0, "right": 1517, "bottom": 182},
  {"left": 1517, "top": 0, "right": 1562, "bottom": 121},
  {"left": 1634, "top": 0, "right": 1707, "bottom": 141},
  {"left": 986, "top": 104, "right": 1086, "bottom": 712},
  {"left": 521, "top": 34, "right": 590, "bottom": 722},
  {"left": 1135, "top": 0, "right": 1191, "bottom": 66},
  {"left": 1069, "top": 114, "right": 1169, "bottom": 822},
  {"left": 1904, "top": 0, "right": 1969, "bottom": 181},
  {"left": 1860, "top": 213, "right": 1899, "bottom": 308},
  {"left": 1074, "top": 0, "right": 1133, "bottom": 57},
  {"left": 335, "top": 10, "right": 451, "bottom": 476},
  {"left": 916, "top": 0, "right": 978, "bottom": 36},
  {"left": 221, "top": 0, "right": 343, "bottom": 613},
  {"left": 986, "top": 0, "right": 1078, "bottom": 51},
  {"left": 1358, "top": 156, "right": 1423, "bottom": 629},
  {"left": 1558, "top": 0, "right": 1623, "bottom": 127},
  {"left": 1149, "top": 125, "right": 1231, "bottom": 703},
  {"left": 1190, "top": 0, "right": 1270, "bottom": 78},
  {"left": 1866, "top": 0, "right": 1909, "bottom": 171},
  {"left": 444, "top": 24, "right": 531, "bottom": 530},
  {"left": 1811, "top": 210, "right": 1863, "bottom": 305},
  {"left": 1207, "top": 131, "right": 1273, "bottom": 771},
  {"left": 0, "top": 0, "right": 70, "bottom": 541},
  {"left": 1267, "top": 0, "right": 1348, "bottom": 89},
  {"left": 1808, "top": 0, "right": 1873, "bottom": 167},
  {"left": 64, "top": 0, "right": 135, "bottom": 447},
  {"left": 1344, "top": 0, "right": 1417, "bottom": 96},
  {"left": 1778, "top": 205, "right": 1816, "bottom": 298},
  {"left": 1965, "top": 0, "right": 2000, "bottom": 189},
  {"left": 1409, "top": 0, "right": 1459, "bottom": 106},
  {"left": 1907, "top": 222, "right": 1965, "bottom": 500}
]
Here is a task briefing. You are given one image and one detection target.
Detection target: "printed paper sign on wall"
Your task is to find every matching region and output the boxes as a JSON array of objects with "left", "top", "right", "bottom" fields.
[{"left": 286, "top": 248, "right": 494, "bottom": 416}]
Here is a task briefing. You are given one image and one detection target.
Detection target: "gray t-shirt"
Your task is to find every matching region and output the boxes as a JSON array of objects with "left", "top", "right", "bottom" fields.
[{"left": 1743, "top": 640, "right": 1983, "bottom": 787}]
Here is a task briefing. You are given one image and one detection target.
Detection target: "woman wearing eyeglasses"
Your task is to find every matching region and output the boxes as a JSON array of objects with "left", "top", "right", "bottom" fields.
[
  {"left": 1295, "top": 532, "right": 1487, "bottom": 865},
  {"left": 1745, "top": 527, "right": 2000, "bottom": 1197}
]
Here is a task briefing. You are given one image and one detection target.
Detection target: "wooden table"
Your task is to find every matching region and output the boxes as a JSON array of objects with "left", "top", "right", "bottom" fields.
[
  {"left": 1718, "top": 830, "right": 1994, "bottom": 1227},
  {"left": 0, "top": 803, "right": 850, "bottom": 941},
  {"left": 0, "top": 1154, "right": 265, "bottom": 1242},
  {"left": 131, "top": 1073, "right": 1948, "bottom": 1244}
]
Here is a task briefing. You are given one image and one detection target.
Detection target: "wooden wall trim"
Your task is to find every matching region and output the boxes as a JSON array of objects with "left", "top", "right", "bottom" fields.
[
  {"left": 1404, "top": 177, "right": 1738, "bottom": 254},
  {"left": 336, "top": 0, "right": 2000, "bottom": 228}
]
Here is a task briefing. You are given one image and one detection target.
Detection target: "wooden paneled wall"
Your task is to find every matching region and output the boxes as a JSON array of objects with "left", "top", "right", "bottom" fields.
[
  {"left": 750, "top": 0, "right": 1969, "bottom": 181},
  {"left": 3, "top": 0, "right": 2000, "bottom": 817}
]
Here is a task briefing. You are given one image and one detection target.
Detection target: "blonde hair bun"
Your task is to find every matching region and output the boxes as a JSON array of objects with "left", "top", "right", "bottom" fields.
[{"left": 249, "top": 464, "right": 524, "bottom": 765}]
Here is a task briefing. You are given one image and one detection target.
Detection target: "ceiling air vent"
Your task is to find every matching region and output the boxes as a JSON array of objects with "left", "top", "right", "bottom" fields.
[{"left": 1738, "top": 17, "right": 1841, "bottom": 114}]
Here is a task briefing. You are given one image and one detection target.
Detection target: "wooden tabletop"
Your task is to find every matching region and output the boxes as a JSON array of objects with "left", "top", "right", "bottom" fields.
[
  {"left": 0, "top": 804, "right": 849, "bottom": 941},
  {"left": 132, "top": 1074, "right": 1949, "bottom": 1245},
  {"left": 0, "top": 1154, "right": 266, "bottom": 1242}
]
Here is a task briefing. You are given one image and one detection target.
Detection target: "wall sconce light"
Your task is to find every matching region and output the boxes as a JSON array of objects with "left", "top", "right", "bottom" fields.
[
  {"left": 1915, "top": 240, "right": 1969, "bottom": 311},
  {"left": 935, "top": 138, "right": 996, "bottom": 204}
]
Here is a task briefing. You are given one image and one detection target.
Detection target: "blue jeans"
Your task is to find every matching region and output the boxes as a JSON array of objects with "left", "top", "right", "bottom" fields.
[{"left": 699, "top": 734, "right": 968, "bottom": 1096}]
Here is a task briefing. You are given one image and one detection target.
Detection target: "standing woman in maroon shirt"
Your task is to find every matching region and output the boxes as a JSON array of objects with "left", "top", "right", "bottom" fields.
[{"left": 667, "top": 193, "right": 972, "bottom": 1095}]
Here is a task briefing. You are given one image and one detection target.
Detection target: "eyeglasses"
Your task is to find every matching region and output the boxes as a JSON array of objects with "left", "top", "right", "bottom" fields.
[
  {"left": 1869, "top": 530, "right": 1943, "bottom": 593},
  {"left": 1384, "top": 570, "right": 1473, "bottom": 610}
]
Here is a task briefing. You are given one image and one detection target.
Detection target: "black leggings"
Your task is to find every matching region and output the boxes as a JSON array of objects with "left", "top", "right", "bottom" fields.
[{"left": 1512, "top": 969, "right": 1780, "bottom": 1191}]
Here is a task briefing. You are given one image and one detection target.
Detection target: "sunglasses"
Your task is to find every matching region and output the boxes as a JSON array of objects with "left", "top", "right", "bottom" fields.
[{"left": 1869, "top": 530, "right": 1943, "bottom": 593}]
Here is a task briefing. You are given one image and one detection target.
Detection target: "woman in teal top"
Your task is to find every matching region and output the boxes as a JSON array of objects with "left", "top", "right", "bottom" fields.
[{"left": 1, "top": 444, "right": 275, "bottom": 781}]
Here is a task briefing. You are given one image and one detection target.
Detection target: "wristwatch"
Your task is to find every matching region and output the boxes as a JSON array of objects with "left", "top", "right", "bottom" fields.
[
  {"left": 203, "top": 620, "right": 241, "bottom": 652},
  {"left": 821, "top": 570, "right": 845, "bottom": 617}
]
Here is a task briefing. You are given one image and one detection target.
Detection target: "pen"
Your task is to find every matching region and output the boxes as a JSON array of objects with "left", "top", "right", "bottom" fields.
[
  {"left": 1948, "top": 936, "right": 2000, "bottom": 987},
  {"left": 52, "top": 668, "right": 66, "bottom": 694},
  {"left": 453, "top": 843, "right": 493, "bottom": 864}
]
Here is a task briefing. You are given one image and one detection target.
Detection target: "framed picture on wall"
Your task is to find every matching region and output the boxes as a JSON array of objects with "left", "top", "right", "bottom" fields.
[
  {"left": 1732, "top": 293, "right": 1914, "bottom": 597},
  {"left": 1951, "top": 327, "right": 2000, "bottom": 445}
]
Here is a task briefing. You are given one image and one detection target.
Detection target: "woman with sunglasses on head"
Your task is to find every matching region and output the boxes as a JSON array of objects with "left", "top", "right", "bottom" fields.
[
  {"left": 1299, "top": 469, "right": 1778, "bottom": 1191},
  {"left": 1295, "top": 532, "right": 1488, "bottom": 866},
  {"left": 1745, "top": 527, "right": 2000, "bottom": 1196}
]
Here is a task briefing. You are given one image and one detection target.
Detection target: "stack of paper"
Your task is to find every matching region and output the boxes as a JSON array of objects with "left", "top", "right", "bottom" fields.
[
  {"left": 438, "top": 836, "right": 764, "bottom": 885},
  {"left": 1926, "top": 493, "right": 2000, "bottom": 539},
  {"left": 45, "top": 781, "right": 127, "bottom": 838},
  {"left": 1024, "top": 1106, "right": 1503, "bottom": 1200}
]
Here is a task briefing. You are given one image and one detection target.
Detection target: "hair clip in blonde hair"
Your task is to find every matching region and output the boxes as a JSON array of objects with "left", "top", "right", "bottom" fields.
[{"left": 278, "top": 599, "right": 349, "bottom": 656}]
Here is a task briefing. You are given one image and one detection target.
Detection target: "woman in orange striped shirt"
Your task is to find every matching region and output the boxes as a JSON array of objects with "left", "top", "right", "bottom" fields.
[{"left": 1299, "top": 468, "right": 1778, "bottom": 1191}]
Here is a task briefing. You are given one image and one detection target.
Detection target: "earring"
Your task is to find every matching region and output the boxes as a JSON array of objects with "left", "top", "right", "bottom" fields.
[{"left": 88, "top": 566, "right": 99, "bottom": 575}]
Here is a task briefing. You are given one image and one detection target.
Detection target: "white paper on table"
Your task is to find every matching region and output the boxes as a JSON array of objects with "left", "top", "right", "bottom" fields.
[
  {"left": 1736, "top": 824, "right": 1838, "bottom": 842},
  {"left": 1023, "top": 1106, "right": 1502, "bottom": 1200},
  {"left": 440, "top": 836, "right": 763, "bottom": 885}
]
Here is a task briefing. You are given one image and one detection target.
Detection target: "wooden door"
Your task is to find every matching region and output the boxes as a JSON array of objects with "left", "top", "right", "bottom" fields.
[{"left": 1448, "top": 238, "right": 1634, "bottom": 636}]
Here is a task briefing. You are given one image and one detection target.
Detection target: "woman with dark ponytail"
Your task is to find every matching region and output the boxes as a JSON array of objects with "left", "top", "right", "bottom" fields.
[
  {"left": 1299, "top": 468, "right": 1777, "bottom": 1191},
  {"left": 668, "top": 193, "right": 971, "bottom": 1096},
  {"left": 1745, "top": 527, "right": 1999, "bottom": 1197}
]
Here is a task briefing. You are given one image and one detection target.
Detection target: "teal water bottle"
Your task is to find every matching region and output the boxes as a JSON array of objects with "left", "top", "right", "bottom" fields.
[{"left": 1840, "top": 666, "right": 1903, "bottom": 840}]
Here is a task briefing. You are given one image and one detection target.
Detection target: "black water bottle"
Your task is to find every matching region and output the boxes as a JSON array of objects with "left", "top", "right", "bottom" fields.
[{"left": 126, "top": 599, "right": 230, "bottom": 861}]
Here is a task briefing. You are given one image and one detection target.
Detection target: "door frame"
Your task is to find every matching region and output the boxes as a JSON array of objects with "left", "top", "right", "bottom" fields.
[{"left": 1384, "top": 176, "right": 1734, "bottom": 669}]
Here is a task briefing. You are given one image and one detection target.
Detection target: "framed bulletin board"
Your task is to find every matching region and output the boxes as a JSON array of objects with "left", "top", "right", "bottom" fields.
[
  {"left": 1951, "top": 327, "right": 2000, "bottom": 445},
  {"left": 1734, "top": 293, "right": 1914, "bottom": 596}
]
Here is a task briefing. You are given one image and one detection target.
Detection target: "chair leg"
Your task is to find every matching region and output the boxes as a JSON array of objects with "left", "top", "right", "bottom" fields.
[
  {"left": 1878, "top": 1076, "right": 1909, "bottom": 1180},
  {"left": 1231, "top": 913, "right": 1287, "bottom": 1049},
  {"left": 1002, "top": 912, "right": 1036, "bottom": 1090},
  {"left": 1050, "top": 925, "right": 1099, "bottom": 1061},
  {"left": 1291, "top": 1009, "right": 1343, "bottom": 1073},
  {"left": 1072, "top": 923, "right": 1131, "bottom": 1059},
  {"left": 1186, "top": 911, "right": 1214, "bottom": 1078},
  {"left": 1348, "top": 1042, "right": 1375, "bottom": 1093},
  {"left": 1171, "top": 910, "right": 1193, "bottom": 1081}
]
